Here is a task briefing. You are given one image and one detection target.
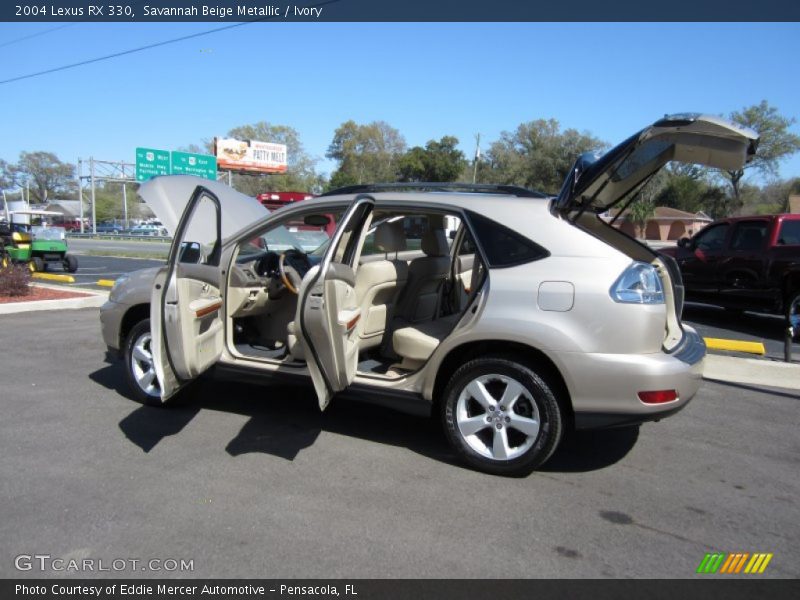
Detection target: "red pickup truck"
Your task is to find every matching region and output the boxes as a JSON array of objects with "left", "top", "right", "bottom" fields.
[{"left": 659, "top": 214, "right": 800, "bottom": 320}]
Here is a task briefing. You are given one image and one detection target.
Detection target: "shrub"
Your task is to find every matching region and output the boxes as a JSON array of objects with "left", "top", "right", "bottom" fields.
[{"left": 0, "top": 264, "right": 32, "bottom": 297}]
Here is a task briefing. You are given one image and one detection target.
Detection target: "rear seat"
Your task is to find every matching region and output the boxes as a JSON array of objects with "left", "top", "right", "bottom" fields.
[{"left": 392, "top": 314, "right": 460, "bottom": 370}]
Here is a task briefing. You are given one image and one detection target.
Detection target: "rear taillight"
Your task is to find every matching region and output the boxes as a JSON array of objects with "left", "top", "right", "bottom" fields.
[
  {"left": 638, "top": 390, "right": 678, "bottom": 404},
  {"left": 610, "top": 262, "right": 665, "bottom": 305}
]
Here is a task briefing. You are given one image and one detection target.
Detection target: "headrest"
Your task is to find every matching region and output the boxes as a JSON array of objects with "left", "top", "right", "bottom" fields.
[
  {"left": 421, "top": 229, "right": 448, "bottom": 257},
  {"left": 374, "top": 220, "right": 407, "bottom": 253}
]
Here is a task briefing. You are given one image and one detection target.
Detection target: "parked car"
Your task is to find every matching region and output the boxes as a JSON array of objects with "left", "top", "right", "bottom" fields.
[
  {"left": 94, "top": 222, "right": 125, "bottom": 235},
  {"left": 128, "top": 223, "right": 168, "bottom": 236},
  {"left": 659, "top": 213, "right": 800, "bottom": 321},
  {"left": 99, "top": 114, "right": 757, "bottom": 475}
]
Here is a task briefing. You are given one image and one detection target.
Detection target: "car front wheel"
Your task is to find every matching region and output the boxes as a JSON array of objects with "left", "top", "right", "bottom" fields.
[
  {"left": 442, "top": 357, "right": 564, "bottom": 476},
  {"left": 123, "top": 319, "right": 163, "bottom": 406}
]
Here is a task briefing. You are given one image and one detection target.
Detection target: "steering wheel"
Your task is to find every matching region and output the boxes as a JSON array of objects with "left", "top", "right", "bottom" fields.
[{"left": 278, "top": 249, "right": 310, "bottom": 295}]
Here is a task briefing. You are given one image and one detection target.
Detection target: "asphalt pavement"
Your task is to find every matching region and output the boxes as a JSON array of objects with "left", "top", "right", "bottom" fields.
[{"left": 0, "top": 308, "right": 797, "bottom": 579}]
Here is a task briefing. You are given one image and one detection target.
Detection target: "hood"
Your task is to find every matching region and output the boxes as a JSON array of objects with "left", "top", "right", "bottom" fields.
[
  {"left": 555, "top": 114, "right": 759, "bottom": 215},
  {"left": 137, "top": 175, "right": 268, "bottom": 239}
]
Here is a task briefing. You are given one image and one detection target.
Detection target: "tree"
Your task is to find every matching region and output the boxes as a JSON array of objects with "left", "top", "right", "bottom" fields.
[
  {"left": 722, "top": 101, "right": 800, "bottom": 209},
  {"left": 13, "top": 152, "right": 76, "bottom": 203},
  {"left": 0, "top": 159, "right": 16, "bottom": 190},
  {"left": 655, "top": 164, "right": 727, "bottom": 215},
  {"left": 326, "top": 120, "right": 406, "bottom": 188},
  {"left": 398, "top": 136, "right": 466, "bottom": 182},
  {"left": 481, "top": 119, "right": 606, "bottom": 193},
  {"left": 201, "top": 123, "right": 323, "bottom": 196},
  {"left": 627, "top": 197, "right": 655, "bottom": 239}
]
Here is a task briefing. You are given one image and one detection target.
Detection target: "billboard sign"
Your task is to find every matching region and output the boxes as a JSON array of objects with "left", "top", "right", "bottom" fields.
[{"left": 215, "top": 137, "right": 288, "bottom": 174}]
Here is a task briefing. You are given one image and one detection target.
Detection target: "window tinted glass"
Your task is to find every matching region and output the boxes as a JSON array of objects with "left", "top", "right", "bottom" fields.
[
  {"left": 466, "top": 211, "right": 548, "bottom": 268},
  {"left": 778, "top": 219, "right": 800, "bottom": 245},
  {"left": 730, "top": 221, "right": 768, "bottom": 252},
  {"left": 694, "top": 223, "right": 729, "bottom": 251}
]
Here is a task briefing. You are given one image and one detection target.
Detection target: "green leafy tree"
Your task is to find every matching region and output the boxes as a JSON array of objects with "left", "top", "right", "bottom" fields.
[
  {"left": 0, "top": 159, "right": 16, "bottom": 190},
  {"left": 326, "top": 120, "right": 406, "bottom": 188},
  {"left": 15, "top": 151, "right": 76, "bottom": 203},
  {"left": 722, "top": 101, "right": 800, "bottom": 211},
  {"left": 626, "top": 197, "right": 655, "bottom": 239},
  {"left": 481, "top": 119, "right": 606, "bottom": 193},
  {"left": 398, "top": 136, "right": 466, "bottom": 182}
]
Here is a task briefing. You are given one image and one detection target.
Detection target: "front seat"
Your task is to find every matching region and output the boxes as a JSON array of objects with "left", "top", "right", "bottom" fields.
[
  {"left": 353, "top": 220, "right": 409, "bottom": 350},
  {"left": 393, "top": 229, "right": 450, "bottom": 323}
]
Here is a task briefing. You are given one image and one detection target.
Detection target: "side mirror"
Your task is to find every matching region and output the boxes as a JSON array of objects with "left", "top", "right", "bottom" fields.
[{"left": 677, "top": 238, "right": 691, "bottom": 249}]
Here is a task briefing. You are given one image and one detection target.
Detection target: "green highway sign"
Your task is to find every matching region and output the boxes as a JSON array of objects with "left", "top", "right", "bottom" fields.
[
  {"left": 135, "top": 147, "right": 217, "bottom": 182},
  {"left": 171, "top": 151, "right": 217, "bottom": 180},
  {"left": 135, "top": 147, "right": 170, "bottom": 181}
]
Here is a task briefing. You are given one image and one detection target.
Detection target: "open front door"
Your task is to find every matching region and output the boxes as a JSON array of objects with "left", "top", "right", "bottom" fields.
[
  {"left": 151, "top": 186, "right": 225, "bottom": 401},
  {"left": 297, "top": 196, "right": 374, "bottom": 410}
]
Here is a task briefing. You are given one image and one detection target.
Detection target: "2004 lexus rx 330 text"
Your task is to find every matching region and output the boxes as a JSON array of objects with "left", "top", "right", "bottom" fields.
[{"left": 100, "top": 114, "right": 758, "bottom": 475}]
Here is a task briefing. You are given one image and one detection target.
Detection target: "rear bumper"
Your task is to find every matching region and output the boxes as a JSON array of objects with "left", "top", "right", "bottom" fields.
[{"left": 556, "top": 326, "right": 705, "bottom": 429}]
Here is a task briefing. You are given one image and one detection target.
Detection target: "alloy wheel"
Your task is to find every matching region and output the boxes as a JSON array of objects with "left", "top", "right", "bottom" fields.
[{"left": 455, "top": 373, "right": 540, "bottom": 461}]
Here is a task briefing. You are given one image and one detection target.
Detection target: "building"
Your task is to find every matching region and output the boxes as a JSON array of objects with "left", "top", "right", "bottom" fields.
[{"left": 605, "top": 206, "right": 713, "bottom": 241}]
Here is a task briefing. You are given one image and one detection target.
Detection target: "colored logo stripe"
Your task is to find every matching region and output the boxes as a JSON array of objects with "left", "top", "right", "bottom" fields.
[{"left": 697, "top": 552, "right": 773, "bottom": 574}]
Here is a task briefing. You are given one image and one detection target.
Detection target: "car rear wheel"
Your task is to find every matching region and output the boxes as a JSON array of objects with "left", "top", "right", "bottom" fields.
[
  {"left": 442, "top": 357, "right": 564, "bottom": 476},
  {"left": 123, "top": 319, "right": 163, "bottom": 406}
]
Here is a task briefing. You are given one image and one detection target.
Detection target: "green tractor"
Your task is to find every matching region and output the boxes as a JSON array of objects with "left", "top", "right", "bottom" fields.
[{"left": 0, "top": 215, "right": 78, "bottom": 273}]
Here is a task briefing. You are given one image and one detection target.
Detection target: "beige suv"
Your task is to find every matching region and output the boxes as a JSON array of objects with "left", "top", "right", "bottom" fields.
[{"left": 100, "top": 114, "right": 757, "bottom": 475}]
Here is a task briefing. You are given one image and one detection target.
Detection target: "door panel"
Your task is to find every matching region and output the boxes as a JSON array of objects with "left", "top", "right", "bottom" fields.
[
  {"left": 297, "top": 197, "right": 374, "bottom": 410},
  {"left": 151, "top": 186, "right": 224, "bottom": 401}
]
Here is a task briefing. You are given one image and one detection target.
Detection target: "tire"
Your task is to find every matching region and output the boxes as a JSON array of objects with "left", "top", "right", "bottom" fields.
[
  {"left": 787, "top": 289, "right": 800, "bottom": 332},
  {"left": 123, "top": 319, "right": 164, "bottom": 406},
  {"left": 41, "top": 261, "right": 48, "bottom": 272},
  {"left": 441, "top": 357, "right": 564, "bottom": 476},
  {"left": 29, "top": 257, "right": 44, "bottom": 272},
  {"left": 64, "top": 254, "right": 78, "bottom": 273}
]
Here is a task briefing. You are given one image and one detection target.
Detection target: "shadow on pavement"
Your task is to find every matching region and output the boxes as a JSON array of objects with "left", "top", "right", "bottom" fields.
[
  {"left": 543, "top": 427, "right": 640, "bottom": 473},
  {"left": 93, "top": 362, "right": 642, "bottom": 474}
]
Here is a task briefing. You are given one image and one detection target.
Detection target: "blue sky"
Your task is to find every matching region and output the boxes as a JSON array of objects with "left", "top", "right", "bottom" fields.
[{"left": 1, "top": 22, "right": 799, "bottom": 185}]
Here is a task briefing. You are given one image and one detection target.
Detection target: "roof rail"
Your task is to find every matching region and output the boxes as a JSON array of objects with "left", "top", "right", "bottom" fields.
[{"left": 319, "top": 182, "right": 550, "bottom": 198}]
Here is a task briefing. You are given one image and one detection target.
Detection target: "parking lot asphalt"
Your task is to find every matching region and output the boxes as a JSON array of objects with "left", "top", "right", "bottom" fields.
[{"left": 0, "top": 308, "right": 798, "bottom": 579}]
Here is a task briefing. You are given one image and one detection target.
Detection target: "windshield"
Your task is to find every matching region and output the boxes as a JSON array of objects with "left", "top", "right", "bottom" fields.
[
  {"left": 240, "top": 218, "right": 333, "bottom": 257},
  {"left": 32, "top": 226, "right": 66, "bottom": 241}
]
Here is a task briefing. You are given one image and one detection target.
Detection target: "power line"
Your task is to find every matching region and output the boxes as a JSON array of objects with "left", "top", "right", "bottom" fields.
[
  {"left": 0, "top": 21, "right": 250, "bottom": 85},
  {"left": 0, "top": 0, "right": 340, "bottom": 86},
  {"left": 0, "top": 24, "right": 76, "bottom": 49}
]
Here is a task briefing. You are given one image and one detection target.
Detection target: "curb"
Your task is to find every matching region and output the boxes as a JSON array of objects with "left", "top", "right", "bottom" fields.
[
  {"left": 704, "top": 337, "right": 766, "bottom": 356},
  {"left": 703, "top": 354, "right": 800, "bottom": 390},
  {"left": 0, "top": 284, "right": 108, "bottom": 315},
  {"left": 32, "top": 272, "right": 76, "bottom": 284}
]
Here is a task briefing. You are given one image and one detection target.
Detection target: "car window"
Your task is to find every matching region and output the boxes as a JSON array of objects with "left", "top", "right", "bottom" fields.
[
  {"left": 694, "top": 223, "right": 729, "bottom": 251},
  {"left": 778, "top": 219, "right": 800, "bottom": 246},
  {"left": 241, "top": 211, "right": 340, "bottom": 257},
  {"left": 359, "top": 213, "right": 461, "bottom": 258},
  {"left": 466, "top": 211, "right": 548, "bottom": 268},
  {"left": 730, "top": 221, "right": 768, "bottom": 252}
]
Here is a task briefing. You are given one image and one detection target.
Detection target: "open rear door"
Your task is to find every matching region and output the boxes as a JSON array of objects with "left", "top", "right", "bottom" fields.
[
  {"left": 150, "top": 185, "right": 225, "bottom": 401},
  {"left": 297, "top": 196, "right": 374, "bottom": 409}
]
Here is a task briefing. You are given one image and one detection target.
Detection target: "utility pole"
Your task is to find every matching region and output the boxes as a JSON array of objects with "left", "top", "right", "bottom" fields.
[
  {"left": 90, "top": 157, "right": 96, "bottom": 234},
  {"left": 77, "top": 158, "right": 85, "bottom": 233},
  {"left": 472, "top": 133, "right": 481, "bottom": 184},
  {"left": 121, "top": 162, "right": 128, "bottom": 228}
]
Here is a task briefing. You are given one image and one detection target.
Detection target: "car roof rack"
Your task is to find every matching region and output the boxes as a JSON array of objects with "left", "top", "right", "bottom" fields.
[{"left": 319, "top": 182, "right": 550, "bottom": 199}]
